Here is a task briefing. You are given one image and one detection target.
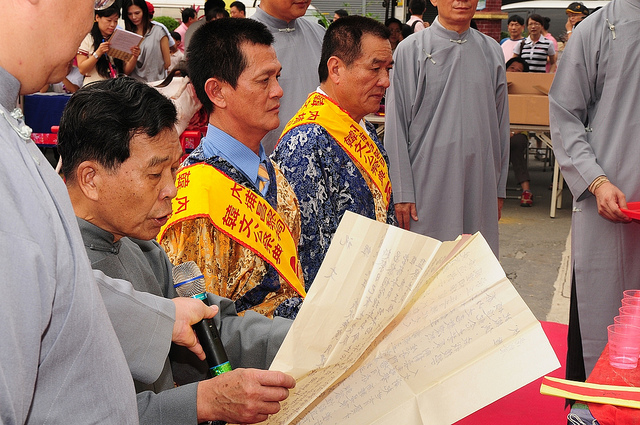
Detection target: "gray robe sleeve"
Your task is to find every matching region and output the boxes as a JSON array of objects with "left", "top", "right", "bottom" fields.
[
  {"left": 172, "top": 294, "right": 292, "bottom": 376},
  {"left": 212, "top": 294, "right": 291, "bottom": 369},
  {"left": 94, "top": 269, "right": 175, "bottom": 384},
  {"left": 549, "top": 26, "right": 603, "bottom": 201},
  {"left": 137, "top": 297, "right": 290, "bottom": 425},
  {"left": 148, "top": 236, "right": 291, "bottom": 370},
  {"left": 384, "top": 51, "right": 418, "bottom": 204},
  {"left": 495, "top": 55, "right": 510, "bottom": 199},
  {"left": 137, "top": 383, "right": 198, "bottom": 425}
]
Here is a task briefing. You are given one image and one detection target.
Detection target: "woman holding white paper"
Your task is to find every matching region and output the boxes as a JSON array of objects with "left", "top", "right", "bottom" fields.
[
  {"left": 123, "top": 0, "right": 171, "bottom": 82},
  {"left": 77, "top": 5, "right": 139, "bottom": 86}
]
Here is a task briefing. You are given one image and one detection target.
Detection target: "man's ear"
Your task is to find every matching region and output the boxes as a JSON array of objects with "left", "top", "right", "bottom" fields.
[
  {"left": 75, "top": 161, "right": 101, "bottom": 201},
  {"left": 429, "top": 0, "right": 437, "bottom": 7},
  {"left": 204, "top": 77, "right": 227, "bottom": 109},
  {"left": 327, "top": 56, "right": 343, "bottom": 85}
]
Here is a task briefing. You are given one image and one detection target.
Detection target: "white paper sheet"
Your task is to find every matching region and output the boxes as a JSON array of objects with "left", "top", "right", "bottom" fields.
[{"left": 265, "top": 212, "right": 560, "bottom": 425}]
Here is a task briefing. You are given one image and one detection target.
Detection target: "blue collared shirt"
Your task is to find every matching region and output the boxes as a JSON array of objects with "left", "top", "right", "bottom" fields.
[{"left": 200, "top": 124, "right": 270, "bottom": 194}]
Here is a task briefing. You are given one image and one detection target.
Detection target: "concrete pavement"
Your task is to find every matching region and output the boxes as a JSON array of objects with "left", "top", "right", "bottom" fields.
[{"left": 499, "top": 153, "right": 572, "bottom": 324}]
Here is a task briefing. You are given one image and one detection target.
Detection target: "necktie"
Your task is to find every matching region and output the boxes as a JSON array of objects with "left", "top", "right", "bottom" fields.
[{"left": 257, "top": 162, "right": 270, "bottom": 194}]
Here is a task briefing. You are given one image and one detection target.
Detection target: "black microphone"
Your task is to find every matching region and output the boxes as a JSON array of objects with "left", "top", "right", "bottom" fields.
[{"left": 172, "top": 261, "right": 232, "bottom": 377}]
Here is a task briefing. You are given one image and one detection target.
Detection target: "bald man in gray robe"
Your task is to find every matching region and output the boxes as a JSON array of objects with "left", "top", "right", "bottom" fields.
[
  {"left": 550, "top": 0, "right": 640, "bottom": 379},
  {"left": 251, "top": 1, "right": 325, "bottom": 154},
  {"left": 384, "top": 9, "right": 509, "bottom": 256}
]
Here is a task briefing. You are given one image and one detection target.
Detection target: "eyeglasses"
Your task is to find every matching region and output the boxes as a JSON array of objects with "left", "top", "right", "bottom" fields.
[
  {"left": 528, "top": 22, "right": 541, "bottom": 27},
  {"left": 95, "top": 0, "right": 116, "bottom": 10}
]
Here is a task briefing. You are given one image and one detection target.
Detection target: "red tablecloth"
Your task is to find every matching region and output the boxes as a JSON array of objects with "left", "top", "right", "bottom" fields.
[
  {"left": 587, "top": 344, "right": 640, "bottom": 425},
  {"left": 455, "top": 321, "right": 568, "bottom": 425}
]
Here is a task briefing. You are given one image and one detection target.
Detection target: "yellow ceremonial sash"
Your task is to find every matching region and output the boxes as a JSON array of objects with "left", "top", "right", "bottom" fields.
[
  {"left": 158, "top": 163, "right": 306, "bottom": 297},
  {"left": 281, "top": 92, "right": 392, "bottom": 209},
  {"left": 540, "top": 376, "right": 640, "bottom": 409}
]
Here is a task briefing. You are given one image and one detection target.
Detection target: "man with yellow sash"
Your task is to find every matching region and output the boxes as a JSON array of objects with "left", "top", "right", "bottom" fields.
[
  {"left": 159, "top": 19, "right": 305, "bottom": 319},
  {"left": 272, "top": 16, "right": 397, "bottom": 287}
]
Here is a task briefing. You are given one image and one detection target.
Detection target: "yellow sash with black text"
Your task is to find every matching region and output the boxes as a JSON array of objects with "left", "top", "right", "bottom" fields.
[
  {"left": 158, "top": 163, "right": 306, "bottom": 297},
  {"left": 281, "top": 92, "right": 392, "bottom": 210}
]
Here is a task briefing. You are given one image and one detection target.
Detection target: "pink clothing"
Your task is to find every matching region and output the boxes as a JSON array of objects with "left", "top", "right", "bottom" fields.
[
  {"left": 501, "top": 38, "right": 523, "bottom": 63},
  {"left": 406, "top": 16, "right": 426, "bottom": 32},
  {"left": 543, "top": 33, "right": 558, "bottom": 72},
  {"left": 175, "top": 22, "right": 188, "bottom": 52}
]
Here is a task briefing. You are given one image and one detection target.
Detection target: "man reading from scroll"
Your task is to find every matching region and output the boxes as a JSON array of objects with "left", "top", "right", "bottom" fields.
[
  {"left": 272, "top": 15, "right": 397, "bottom": 287},
  {"left": 160, "top": 18, "right": 305, "bottom": 320},
  {"left": 59, "top": 77, "right": 295, "bottom": 425}
]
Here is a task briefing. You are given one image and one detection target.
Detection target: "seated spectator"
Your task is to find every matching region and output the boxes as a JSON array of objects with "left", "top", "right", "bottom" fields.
[
  {"left": 77, "top": 5, "right": 139, "bottom": 85},
  {"left": 123, "top": 0, "right": 171, "bottom": 82},
  {"left": 169, "top": 31, "right": 185, "bottom": 71},
  {"left": 506, "top": 56, "right": 528, "bottom": 72},
  {"left": 230, "top": 0, "right": 246, "bottom": 17},
  {"left": 506, "top": 57, "right": 534, "bottom": 207},
  {"left": 385, "top": 17, "right": 404, "bottom": 52},
  {"left": 58, "top": 77, "right": 295, "bottom": 425},
  {"left": 513, "top": 14, "right": 557, "bottom": 73},
  {"left": 272, "top": 16, "right": 398, "bottom": 286},
  {"left": 406, "top": 0, "right": 428, "bottom": 32},
  {"left": 500, "top": 14, "right": 525, "bottom": 63}
]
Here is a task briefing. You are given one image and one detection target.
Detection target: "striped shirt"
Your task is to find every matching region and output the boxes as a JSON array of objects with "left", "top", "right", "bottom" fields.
[{"left": 514, "top": 35, "right": 555, "bottom": 72}]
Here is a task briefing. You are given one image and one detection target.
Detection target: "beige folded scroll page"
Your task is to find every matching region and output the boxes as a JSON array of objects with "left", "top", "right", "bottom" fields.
[{"left": 265, "top": 212, "right": 559, "bottom": 425}]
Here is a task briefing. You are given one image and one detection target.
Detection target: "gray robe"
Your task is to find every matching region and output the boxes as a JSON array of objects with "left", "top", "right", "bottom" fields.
[
  {"left": 0, "top": 66, "right": 144, "bottom": 424},
  {"left": 384, "top": 18, "right": 509, "bottom": 256},
  {"left": 251, "top": 7, "right": 325, "bottom": 154},
  {"left": 549, "top": 0, "right": 640, "bottom": 376},
  {"left": 79, "top": 218, "right": 292, "bottom": 424}
]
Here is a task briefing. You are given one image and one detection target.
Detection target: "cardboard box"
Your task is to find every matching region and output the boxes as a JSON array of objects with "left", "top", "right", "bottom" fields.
[{"left": 507, "top": 72, "right": 554, "bottom": 126}]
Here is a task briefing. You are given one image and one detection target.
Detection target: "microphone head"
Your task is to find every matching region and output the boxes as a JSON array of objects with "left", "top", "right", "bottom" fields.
[{"left": 172, "top": 261, "right": 206, "bottom": 298}]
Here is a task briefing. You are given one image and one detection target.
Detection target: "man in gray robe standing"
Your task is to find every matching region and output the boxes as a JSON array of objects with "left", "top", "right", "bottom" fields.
[
  {"left": 251, "top": 0, "right": 325, "bottom": 154},
  {"left": 550, "top": 0, "right": 640, "bottom": 381},
  {"left": 384, "top": 0, "right": 510, "bottom": 256},
  {"left": 0, "top": 0, "right": 219, "bottom": 422}
]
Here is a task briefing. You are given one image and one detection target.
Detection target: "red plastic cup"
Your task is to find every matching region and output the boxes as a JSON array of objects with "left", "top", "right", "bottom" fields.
[
  {"left": 620, "top": 305, "right": 640, "bottom": 317},
  {"left": 624, "top": 290, "right": 640, "bottom": 299},
  {"left": 608, "top": 324, "right": 640, "bottom": 369},
  {"left": 622, "top": 297, "right": 640, "bottom": 308},
  {"left": 615, "top": 315, "right": 640, "bottom": 327}
]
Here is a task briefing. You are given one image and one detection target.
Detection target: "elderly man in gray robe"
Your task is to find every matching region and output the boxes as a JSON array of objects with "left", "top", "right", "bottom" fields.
[
  {"left": 251, "top": 0, "right": 325, "bottom": 154},
  {"left": 550, "top": 0, "right": 640, "bottom": 383},
  {"left": 384, "top": 0, "right": 509, "bottom": 256}
]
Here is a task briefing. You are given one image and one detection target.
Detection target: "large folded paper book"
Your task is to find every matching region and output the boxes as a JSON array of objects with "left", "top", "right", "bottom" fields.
[
  {"left": 107, "top": 28, "right": 142, "bottom": 61},
  {"left": 265, "top": 211, "right": 560, "bottom": 425}
]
